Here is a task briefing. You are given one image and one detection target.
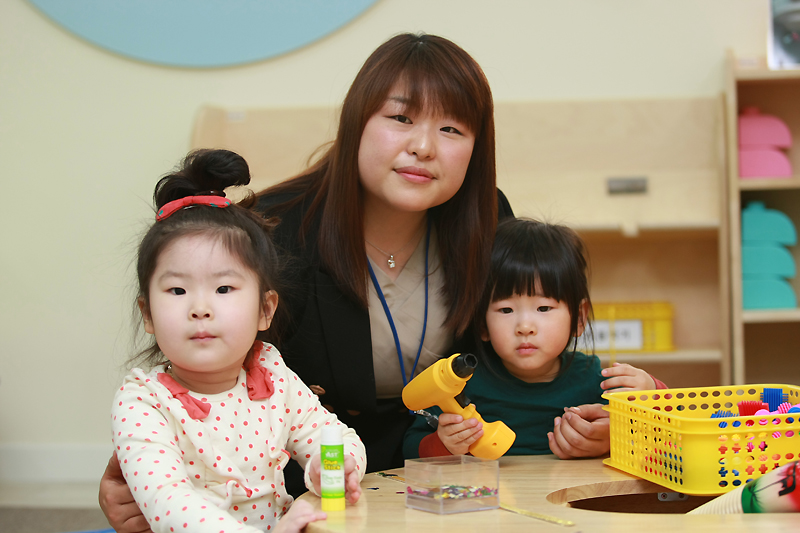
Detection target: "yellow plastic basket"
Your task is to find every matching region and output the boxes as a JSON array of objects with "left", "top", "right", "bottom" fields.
[
  {"left": 592, "top": 301, "right": 673, "bottom": 353},
  {"left": 603, "top": 384, "right": 800, "bottom": 495}
]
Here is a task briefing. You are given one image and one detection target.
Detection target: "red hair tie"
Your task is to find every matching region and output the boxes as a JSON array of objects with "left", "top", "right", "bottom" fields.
[{"left": 156, "top": 195, "right": 231, "bottom": 221}]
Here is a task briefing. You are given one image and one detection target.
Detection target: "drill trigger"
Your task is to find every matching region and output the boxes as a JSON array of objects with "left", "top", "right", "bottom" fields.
[{"left": 455, "top": 391, "right": 471, "bottom": 409}]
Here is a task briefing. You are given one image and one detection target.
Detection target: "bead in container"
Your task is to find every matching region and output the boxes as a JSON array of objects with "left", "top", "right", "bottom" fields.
[{"left": 404, "top": 456, "right": 499, "bottom": 514}]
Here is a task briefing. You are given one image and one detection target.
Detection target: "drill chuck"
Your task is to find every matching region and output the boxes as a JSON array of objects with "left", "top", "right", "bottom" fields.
[{"left": 451, "top": 353, "right": 477, "bottom": 378}]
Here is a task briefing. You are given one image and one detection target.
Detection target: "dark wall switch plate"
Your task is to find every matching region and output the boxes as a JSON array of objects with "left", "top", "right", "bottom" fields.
[{"left": 607, "top": 176, "right": 648, "bottom": 194}]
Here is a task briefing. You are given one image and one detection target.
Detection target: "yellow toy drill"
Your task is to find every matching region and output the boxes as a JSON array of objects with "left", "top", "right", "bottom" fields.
[{"left": 402, "top": 353, "right": 516, "bottom": 460}]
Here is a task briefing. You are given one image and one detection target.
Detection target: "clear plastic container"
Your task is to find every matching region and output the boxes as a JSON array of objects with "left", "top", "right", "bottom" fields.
[{"left": 404, "top": 456, "right": 499, "bottom": 514}]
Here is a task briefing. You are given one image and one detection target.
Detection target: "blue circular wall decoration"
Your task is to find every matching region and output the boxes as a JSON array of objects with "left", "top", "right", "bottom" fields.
[{"left": 28, "top": 0, "right": 380, "bottom": 68}]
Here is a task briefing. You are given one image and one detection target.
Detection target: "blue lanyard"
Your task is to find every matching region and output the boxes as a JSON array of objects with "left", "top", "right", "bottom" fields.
[{"left": 367, "top": 219, "right": 431, "bottom": 388}]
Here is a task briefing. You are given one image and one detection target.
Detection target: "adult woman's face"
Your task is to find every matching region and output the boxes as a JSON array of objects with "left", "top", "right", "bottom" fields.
[{"left": 357, "top": 85, "right": 476, "bottom": 217}]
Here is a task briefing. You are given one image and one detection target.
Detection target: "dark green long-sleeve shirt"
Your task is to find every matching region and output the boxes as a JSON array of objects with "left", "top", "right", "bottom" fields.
[{"left": 403, "top": 351, "right": 608, "bottom": 458}]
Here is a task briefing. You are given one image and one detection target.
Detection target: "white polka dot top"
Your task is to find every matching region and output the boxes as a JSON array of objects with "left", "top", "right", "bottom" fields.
[{"left": 111, "top": 342, "right": 366, "bottom": 532}]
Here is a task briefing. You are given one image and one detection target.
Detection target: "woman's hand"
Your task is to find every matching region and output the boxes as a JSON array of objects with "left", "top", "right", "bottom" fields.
[
  {"left": 98, "top": 453, "right": 153, "bottom": 533},
  {"left": 436, "top": 412, "right": 483, "bottom": 455},
  {"left": 547, "top": 403, "right": 610, "bottom": 459},
  {"left": 600, "top": 362, "right": 656, "bottom": 392},
  {"left": 308, "top": 454, "right": 363, "bottom": 504}
]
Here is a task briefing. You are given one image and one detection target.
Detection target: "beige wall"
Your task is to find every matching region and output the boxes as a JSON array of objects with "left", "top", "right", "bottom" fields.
[{"left": 0, "top": 0, "right": 769, "bottom": 481}]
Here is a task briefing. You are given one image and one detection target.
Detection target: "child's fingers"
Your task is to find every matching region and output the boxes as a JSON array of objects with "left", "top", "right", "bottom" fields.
[
  {"left": 343, "top": 455, "right": 356, "bottom": 473},
  {"left": 449, "top": 426, "right": 484, "bottom": 446},
  {"left": 307, "top": 454, "right": 322, "bottom": 494},
  {"left": 439, "top": 417, "right": 481, "bottom": 438},
  {"left": 553, "top": 414, "right": 610, "bottom": 458},
  {"left": 547, "top": 430, "right": 569, "bottom": 459},
  {"left": 601, "top": 364, "right": 635, "bottom": 378},
  {"left": 437, "top": 414, "right": 477, "bottom": 452},
  {"left": 552, "top": 416, "right": 593, "bottom": 456},
  {"left": 345, "top": 471, "right": 362, "bottom": 503},
  {"left": 563, "top": 411, "right": 610, "bottom": 441},
  {"left": 439, "top": 422, "right": 484, "bottom": 455},
  {"left": 343, "top": 456, "right": 361, "bottom": 503},
  {"left": 550, "top": 417, "right": 588, "bottom": 458},
  {"left": 549, "top": 418, "right": 584, "bottom": 459},
  {"left": 565, "top": 403, "right": 608, "bottom": 422},
  {"left": 600, "top": 376, "right": 636, "bottom": 390},
  {"left": 602, "top": 364, "right": 656, "bottom": 391},
  {"left": 437, "top": 413, "right": 465, "bottom": 426}
]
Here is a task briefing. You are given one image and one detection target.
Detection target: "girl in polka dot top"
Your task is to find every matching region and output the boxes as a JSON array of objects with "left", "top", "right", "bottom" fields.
[{"left": 112, "top": 149, "right": 366, "bottom": 533}]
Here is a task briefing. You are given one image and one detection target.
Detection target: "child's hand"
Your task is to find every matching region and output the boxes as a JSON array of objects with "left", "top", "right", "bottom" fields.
[
  {"left": 343, "top": 455, "right": 362, "bottom": 503},
  {"left": 548, "top": 404, "right": 610, "bottom": 459},
  {"left": 437, "top": 412, "right": 483, "bottom": 455},
  {"left": 308, "top": 454, "right": 363, "bottom": 504},
  {"left": 274, "top": 499, "right": 327, "bottom": 533},
  {"left": 600, "top": 362, "right": 656, "bottom": 392}
]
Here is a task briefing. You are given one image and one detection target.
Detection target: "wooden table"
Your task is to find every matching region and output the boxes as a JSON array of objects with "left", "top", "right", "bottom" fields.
[{"left": 299, "top": 455, "right": 798, "bottom": 532}]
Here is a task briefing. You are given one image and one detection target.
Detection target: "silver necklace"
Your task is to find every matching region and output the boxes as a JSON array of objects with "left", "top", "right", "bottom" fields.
[{"left": 365, "top": 228, "right": 422, "bottom": 269}]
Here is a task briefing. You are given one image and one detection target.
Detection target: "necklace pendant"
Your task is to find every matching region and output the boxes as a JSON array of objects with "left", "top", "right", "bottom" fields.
[{"left": 388, "top": 255, "right": 396, "bottom": 269}]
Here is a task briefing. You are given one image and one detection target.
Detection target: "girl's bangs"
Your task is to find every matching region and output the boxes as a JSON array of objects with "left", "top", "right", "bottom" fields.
[{"left": 489, "top": 245, "right": 566, "bottom": 303}]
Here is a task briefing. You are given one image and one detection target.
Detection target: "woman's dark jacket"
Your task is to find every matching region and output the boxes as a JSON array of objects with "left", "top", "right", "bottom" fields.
[{"left": 256, "top": 189, "right": 513, "bottom": 490}]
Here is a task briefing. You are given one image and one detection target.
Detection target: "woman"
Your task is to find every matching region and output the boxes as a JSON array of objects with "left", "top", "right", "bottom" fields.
[
  {"left": 100, "top": 32, "right": 514, "bottom": 532},
  {"left": 253, "top": 32, "right": 512, "bottom": 472}
]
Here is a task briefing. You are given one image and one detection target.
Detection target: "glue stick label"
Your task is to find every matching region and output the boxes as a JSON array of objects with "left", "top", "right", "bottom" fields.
[
  {"left": 320, "top": 425, "right": 345, "bottom": 511},
  {"left": 321, "top": 442, "right": 345, "bottom": 500}
]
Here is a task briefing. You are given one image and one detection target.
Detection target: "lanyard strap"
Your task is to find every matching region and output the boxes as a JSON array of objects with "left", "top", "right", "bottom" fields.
[{"left": 367, "top": 219, "right": 431, "bottom": 388}]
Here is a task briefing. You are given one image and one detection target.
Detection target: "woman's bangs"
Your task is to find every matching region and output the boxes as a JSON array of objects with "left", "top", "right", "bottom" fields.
[{"left": 401, "top": 65, "right": 483, "bottom": 134}]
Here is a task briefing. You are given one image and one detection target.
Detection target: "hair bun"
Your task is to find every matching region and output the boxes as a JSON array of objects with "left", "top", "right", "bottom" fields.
[{"left": 154, "top": 149, "right": 251, "bottom": 209}]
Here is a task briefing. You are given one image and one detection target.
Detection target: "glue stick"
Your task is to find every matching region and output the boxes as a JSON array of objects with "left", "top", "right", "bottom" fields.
[{"left": 320, "top": 425, "right": 345, "bottom": 511}]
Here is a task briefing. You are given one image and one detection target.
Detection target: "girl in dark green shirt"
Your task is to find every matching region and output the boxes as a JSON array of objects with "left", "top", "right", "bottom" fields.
[{"left": 404, "top": 218, "right": 666, "bottom": 459}]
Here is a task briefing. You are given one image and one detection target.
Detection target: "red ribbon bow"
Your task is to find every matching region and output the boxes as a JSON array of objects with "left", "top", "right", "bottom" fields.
[
  {"left": 157, "top": 341, "right": 274, "bottom": 420},
  {"left": 157, "top": 373, "right": 213, "bottom": 420},
  {"left": 245, "top": 341, "right": 275, "bottom": 400}
]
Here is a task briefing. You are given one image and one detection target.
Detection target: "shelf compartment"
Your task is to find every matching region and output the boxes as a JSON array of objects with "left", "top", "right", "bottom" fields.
[
  {"left": 737, "top": 78, "right": 800, "bottom": 176},
  {"left": 742, "top": 322, "right": 800, "bottom": 385},
  {"left": 597, "top": 350, "right": 722, "bottom": 389},
  {"left": 581, "top": 231, "right": 721, "bottom": 355},
  {"left": 597, "top": 349, "right": 721, "bottom": 365},
  {"left": 739, "top": 189, "right": 800, "bottom": 302}
]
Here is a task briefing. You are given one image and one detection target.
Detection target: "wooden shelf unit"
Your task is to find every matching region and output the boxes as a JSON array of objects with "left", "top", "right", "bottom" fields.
[{"left": 725, "top": 51, "right": 800, "bottom": 386}]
